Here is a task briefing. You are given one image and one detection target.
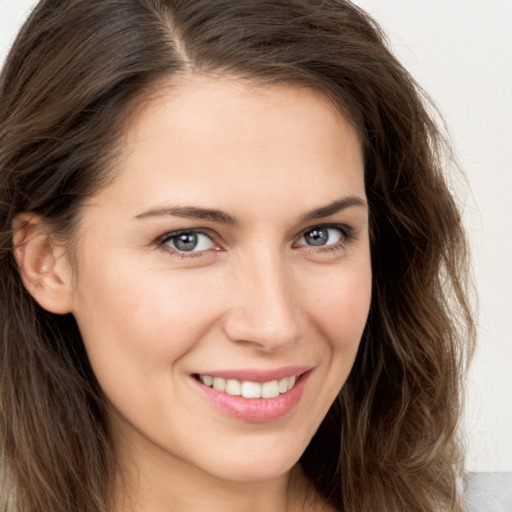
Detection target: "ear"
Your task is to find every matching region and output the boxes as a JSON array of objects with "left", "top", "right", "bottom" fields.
[{"left": 12, "top": 213, "right": 74, "bottom": 314}]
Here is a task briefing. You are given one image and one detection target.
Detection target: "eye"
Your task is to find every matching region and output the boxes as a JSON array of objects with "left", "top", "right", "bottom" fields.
[
  {"left": 160, "top": 230, "right": 216, "bottom": 253},
  {"left": 295, "top": 225, "right": 348, "bottom": 248}
]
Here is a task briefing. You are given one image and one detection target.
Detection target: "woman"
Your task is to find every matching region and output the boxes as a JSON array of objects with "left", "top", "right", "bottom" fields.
[{"left": 0, "top": 1, "right": 474, "bottom": 511}]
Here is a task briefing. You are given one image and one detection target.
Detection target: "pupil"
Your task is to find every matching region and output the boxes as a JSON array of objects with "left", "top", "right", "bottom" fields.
[
  {"left": 305, "top": 228, "right": 328, "bottom": 246},
  {"left": 174, "top": 233, "right": 198, "bottom": 251}
]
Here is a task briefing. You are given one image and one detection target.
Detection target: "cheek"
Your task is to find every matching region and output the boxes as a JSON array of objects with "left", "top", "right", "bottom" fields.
[
  {"left": 307, "top": 262, "right": 372, "bottom": 351},
  {"left": 301, "top": 258, "right": 372, "bottom": 404},
  {"left": 72, "top": 265, "right": 224, "bottom": 433},
  {"left": 290, "top": 259, "right": 371, "bottom": 435},
  {"left": 72, "top": 256, "right": 220, "bottom": 379}
]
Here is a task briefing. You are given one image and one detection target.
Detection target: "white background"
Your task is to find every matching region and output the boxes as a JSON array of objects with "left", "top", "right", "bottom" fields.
[{"left": 1, "top": 0, "right": 511, "bottom": 473}]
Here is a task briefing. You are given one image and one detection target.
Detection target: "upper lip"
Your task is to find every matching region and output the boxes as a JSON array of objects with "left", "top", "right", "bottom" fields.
[{"left": 194, "top": 366, "right": 313, "bottom": 383}]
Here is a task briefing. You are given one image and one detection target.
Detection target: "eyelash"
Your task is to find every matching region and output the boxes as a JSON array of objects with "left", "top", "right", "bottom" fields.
[
  {"left": 294, "top": 224, "right": 355, "bottom": 254},
  {"left": 158, "top": 229, "right": 217, "bottom": 259},
  {"left": 157, "top": 224, "right": 355, "bottom": 258}
]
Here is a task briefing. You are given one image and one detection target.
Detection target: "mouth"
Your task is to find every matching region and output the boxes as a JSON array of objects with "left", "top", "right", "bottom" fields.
[
  {"left": 194, "top": 374, "right": 298, "bottom": 399},
  {"left": 191, "top": 368, "right": 312, "bottom": 422}
]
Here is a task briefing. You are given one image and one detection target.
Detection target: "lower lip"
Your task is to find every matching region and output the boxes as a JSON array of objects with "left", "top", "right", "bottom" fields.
[{"left": 193, "top": 371, "right": 311, "bottom": 423}]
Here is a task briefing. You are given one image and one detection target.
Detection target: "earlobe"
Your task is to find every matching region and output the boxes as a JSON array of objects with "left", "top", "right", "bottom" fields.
[{"left": 12, "top": 213, "right": 74, "bottom": 314}]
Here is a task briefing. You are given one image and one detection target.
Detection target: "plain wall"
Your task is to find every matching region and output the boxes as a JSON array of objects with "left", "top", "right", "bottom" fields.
[{"left": 1, "top": 0, "right": 511, "bottom": 473}]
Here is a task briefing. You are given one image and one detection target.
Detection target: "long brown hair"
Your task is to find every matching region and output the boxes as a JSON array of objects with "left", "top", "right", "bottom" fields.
[{"left": 0, "top": 1, "right": 474, "bottom": 511}]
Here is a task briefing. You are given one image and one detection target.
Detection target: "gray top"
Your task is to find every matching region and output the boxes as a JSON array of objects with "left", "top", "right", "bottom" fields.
[{"left": 464, "top": 472, "right": 512, "bottom": 512}]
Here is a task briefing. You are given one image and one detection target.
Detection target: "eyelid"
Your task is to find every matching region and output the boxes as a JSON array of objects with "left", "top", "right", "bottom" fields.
[
  {"left": 159, "top": 228, "right": 213, "bottom": 243},
  {"left": 294, "top": 223, "right": 353, "bottom": 243},
  {"left": 157, "top": 228, "right": 220, "bottom": 255},
  {"left": 155, "top": 223, "right": 355, "bottom": 259},
  {"left": 292, "top": 223, "right": 356, "bottom": 255}
]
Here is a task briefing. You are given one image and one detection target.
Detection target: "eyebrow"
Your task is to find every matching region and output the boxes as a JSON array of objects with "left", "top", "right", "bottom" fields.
[
  {"left": 298, "top": 196, "right": 367, "bottom": 222},
  {"left": 134, "top": 206, "right": 238, "bottom": 224},
  {"left": 133, "top": 195, "right": 367, "bottom": 225}
]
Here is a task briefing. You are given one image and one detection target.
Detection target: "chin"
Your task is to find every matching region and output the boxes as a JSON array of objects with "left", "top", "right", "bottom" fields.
[{"left": 192, "top": 432, "right": 311, "bottom": 483}]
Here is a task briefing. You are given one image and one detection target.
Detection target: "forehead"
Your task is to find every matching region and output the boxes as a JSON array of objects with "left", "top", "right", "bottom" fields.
[{"left": 89, "top": 75, "right": 365, "bottom": 215}]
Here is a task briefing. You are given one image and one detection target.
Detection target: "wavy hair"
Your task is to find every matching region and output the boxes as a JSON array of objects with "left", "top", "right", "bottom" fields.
[{"left": 0, "top": 1, "right": 474, "bottom": 511}]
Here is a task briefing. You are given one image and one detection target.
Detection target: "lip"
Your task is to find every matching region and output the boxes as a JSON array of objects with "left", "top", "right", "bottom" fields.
[
  {"left": 195, "top": 365, "right": 313, "bottom": 383},
  {"left": 191, "top": 367, "right": 313, "bottom": 423}
]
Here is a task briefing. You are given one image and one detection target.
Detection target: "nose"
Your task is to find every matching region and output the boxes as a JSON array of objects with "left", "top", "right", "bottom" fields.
[{"left": 222, "top": 251, "right": 304, "bottom": 353}]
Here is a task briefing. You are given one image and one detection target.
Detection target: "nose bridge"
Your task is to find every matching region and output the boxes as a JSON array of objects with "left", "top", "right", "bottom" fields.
[{"left": 224, "top": 247, "right": 303, "bottom": 351}]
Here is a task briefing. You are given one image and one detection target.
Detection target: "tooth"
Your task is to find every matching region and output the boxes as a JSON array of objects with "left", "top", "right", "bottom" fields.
[
  {"left": 278, "top": 377, "right": 288, "bottom": 394},
  {"left": 201, "top": 375, "right": 213, "bottom": 387},
  {"left": 213, "top": 377, "right": 226, "bottom": 392},
  {"left": 241, "top": 381, "right": 262, "bottom": 399},
  {"left": 261, "top": 380, "right": 280, "bottom": 398},
  {"left": 225, "top": 379, "right": 242, "bottom": 396},
  {"left": 287, "top": 375, "right": 296, "bottom": 391}
]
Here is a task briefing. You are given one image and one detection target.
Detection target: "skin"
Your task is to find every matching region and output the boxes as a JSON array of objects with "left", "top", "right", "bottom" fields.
[{"left": 20, "top": 76, "right": 372, "bottom": 511}]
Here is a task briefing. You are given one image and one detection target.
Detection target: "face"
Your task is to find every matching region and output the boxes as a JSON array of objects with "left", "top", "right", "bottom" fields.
[{"left": 69, "top": 76, "right": 371, "bottom": 485}]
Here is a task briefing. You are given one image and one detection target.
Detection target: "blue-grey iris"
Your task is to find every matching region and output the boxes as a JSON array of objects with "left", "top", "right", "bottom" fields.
[
  {"left": 174, "top": 232, "right": 198, "bottom": 251},
  {"left": 304, "top": 227, "right": 329, "bottom": 246}
]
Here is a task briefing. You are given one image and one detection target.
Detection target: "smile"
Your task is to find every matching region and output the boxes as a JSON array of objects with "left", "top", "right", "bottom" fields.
[
  {"left": 192, "top": 368, "right": 312, "bottom": 422},
  {"left": 198, "top": 374, "right": 297, "bottom": 398}
]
